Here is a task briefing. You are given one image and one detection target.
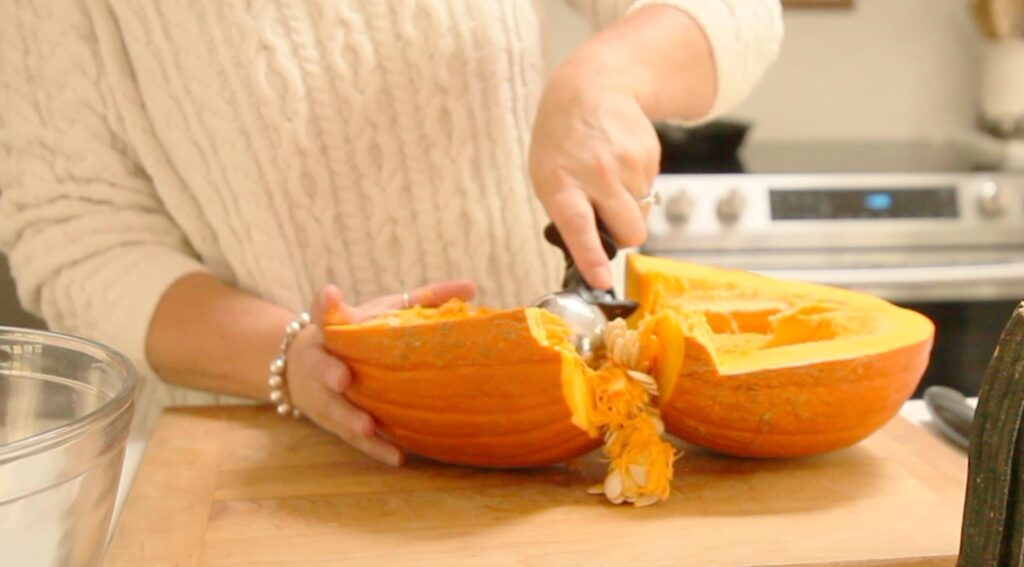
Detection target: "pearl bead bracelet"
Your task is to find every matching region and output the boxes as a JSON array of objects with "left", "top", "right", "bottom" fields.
[{"left": 268, "top": 311, "right": 311, "bottom": 418}]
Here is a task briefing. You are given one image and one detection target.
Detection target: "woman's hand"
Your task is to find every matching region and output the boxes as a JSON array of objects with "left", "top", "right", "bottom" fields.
[
  {"left": 530, "top": 64, "right": 660, "bottom": 291},
  {"left": 529, "top": 6, "right": 717, "bottom": 291},
  {"left": 285, "top": 280, "right": 476, "bottom": 465}
]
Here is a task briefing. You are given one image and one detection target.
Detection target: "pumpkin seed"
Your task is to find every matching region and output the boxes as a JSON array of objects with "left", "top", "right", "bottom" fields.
[
  {"left": 604, "top": 429, "right": 619, "bottom": 444},
  {"left": 628, "top": 463, "right": 648, "bottom": 487},
  {"left": 623, "top": 337, "right": 639, "bottom": 369},
  {"left": 625, "top": 369, "right": 654, "bottom": 384},
  {"left": 609, "top": 341, "right": 622, "bottom": 361},
  {"left": 604, "top": 468, "right": 624, "bottom": 502},
  {"left": 626, "top": 369, "right": 660, "bottom": 397},
  {"left": 650, "top": 415, "right": 665, "bottom": 434}
]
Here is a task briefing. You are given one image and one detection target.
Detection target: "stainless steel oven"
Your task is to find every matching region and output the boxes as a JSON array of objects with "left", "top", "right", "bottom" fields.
[{"left": 643, "top": 140, "right": 1024, "bottom": 397}]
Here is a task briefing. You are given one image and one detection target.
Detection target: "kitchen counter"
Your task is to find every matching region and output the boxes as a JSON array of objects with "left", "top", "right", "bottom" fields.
[{"left": 105, "top": 401, "right": 970, "bottom": 566}]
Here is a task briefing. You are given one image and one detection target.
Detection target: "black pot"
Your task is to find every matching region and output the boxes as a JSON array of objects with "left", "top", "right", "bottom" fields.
[{"left": 655, "top": 119, "right": 750, "bottom": 173}]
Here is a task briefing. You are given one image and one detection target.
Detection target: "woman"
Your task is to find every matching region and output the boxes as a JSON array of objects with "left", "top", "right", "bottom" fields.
[{"left": 0, "top": 1, "right": 783, "bottom": 464}]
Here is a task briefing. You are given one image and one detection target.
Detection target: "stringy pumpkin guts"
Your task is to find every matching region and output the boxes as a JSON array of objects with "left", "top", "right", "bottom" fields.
[{"left": 585, "top": 319, "right": 678, "bottom": 507}]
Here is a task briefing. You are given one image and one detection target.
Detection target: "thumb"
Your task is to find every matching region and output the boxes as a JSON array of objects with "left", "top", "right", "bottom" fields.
[{"left": 311, "top": 284, "right": 358, "bottom": 327}]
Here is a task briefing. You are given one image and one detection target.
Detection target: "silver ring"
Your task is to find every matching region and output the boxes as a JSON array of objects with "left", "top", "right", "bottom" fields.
[
  {"left": 636, "top": 188, "right": 662, "bottom": 207},
  {"left": 402, "top": 291, "right": 411, "bottom": 309}
]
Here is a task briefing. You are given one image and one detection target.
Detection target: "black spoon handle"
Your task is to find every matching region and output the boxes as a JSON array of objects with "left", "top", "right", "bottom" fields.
[{"left": 542, "top": 220, "right": 639, "bottom": 321}]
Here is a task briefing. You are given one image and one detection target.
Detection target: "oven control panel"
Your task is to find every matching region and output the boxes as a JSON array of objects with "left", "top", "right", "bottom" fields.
[{"left": 645, "top": 173, "right": 1024, "bottom": 253}]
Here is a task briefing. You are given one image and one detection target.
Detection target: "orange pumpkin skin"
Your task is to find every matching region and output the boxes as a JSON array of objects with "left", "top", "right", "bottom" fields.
[
  {"left": 658, "top": 339, "right": 932, "bottom": 458},
  {"left": 323, "top": 309, "right": 600, "bottom": 468},
  {"left": 626, "top": 254, "right": 935, "bottom": 458}
]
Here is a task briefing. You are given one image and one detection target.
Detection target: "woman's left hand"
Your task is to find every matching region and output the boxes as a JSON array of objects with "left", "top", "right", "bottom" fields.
[
  {"left": 287, "top": 279, "right": 476, "bottom": 465},
  {"left": 529, "top": 60, "right": 661, "bottom": 292}
]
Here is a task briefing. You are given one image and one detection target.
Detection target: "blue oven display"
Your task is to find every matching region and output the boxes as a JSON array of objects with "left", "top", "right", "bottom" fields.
[
  {"left": 770, "top": 188, "right": 959, "bottom": 220},
  {"left": 863, "top": 192, "right": 893, "bottom": 211}
]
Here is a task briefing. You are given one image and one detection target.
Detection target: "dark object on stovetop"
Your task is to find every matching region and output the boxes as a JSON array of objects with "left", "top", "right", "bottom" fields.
[
  {"left": 956, "top": 301, "right": 1024, "bottom": 566},
  {"left": 655, "top": 119, "right": 750, "bottom": 174}
]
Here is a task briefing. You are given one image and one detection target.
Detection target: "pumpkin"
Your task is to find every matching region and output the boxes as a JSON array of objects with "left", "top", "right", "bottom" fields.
[
  {"left": 626, "top": 253, "right": 935, "bottom": 458},
  {"left": 323, "top": 254, "right": 934, "bottom": 502},
  {"left": 323, "top": 301, "right": 603, "bottom": 468}
]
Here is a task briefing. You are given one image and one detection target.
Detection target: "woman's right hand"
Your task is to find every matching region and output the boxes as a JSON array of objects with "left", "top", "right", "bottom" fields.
[{"left": 284, "top": 280, "right": 476, "bottom": 465}]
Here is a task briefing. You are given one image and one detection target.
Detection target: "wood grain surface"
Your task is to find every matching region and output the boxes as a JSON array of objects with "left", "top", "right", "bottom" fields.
[{"left": 104, "top": 406, "right": 968, "bottom": 567}]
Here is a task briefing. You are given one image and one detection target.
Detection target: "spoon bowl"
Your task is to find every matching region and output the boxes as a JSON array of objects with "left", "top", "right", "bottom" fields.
[{"left": 533, "top": 291, "right": 607, "bottom": 364}]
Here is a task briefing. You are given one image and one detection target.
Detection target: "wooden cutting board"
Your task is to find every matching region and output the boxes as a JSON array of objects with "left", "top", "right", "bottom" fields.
[{"left": 104, "top": 406, "right": 968, "bottom": 567}]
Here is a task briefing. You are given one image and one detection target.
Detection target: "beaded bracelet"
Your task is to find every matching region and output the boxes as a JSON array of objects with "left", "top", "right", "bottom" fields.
[{"left": 268, "top": 311, "right": 311, "bottom": 418}]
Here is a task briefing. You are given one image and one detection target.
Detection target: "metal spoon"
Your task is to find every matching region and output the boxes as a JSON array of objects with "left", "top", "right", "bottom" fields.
[
  {"left": 923, "top": 385, "right": 976, "bottom": 450},
  {"left": 534, "top": 291, "right": 609, "bottom": 362},
  {"left": 533, "top": 222, "right": 639, "bottom": 363}
]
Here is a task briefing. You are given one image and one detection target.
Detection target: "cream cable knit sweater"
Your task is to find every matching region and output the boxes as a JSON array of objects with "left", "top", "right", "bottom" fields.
[{"left": 0, "top": 0, "right": 782, "bottom": 433}]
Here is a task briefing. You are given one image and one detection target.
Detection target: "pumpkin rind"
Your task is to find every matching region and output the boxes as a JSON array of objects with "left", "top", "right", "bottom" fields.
[
  {"left": 324, "top": 308, "right": 600, "bottom": 468},
  {"left": 626, "top": 253, "right": 935, "bottom": 458}
]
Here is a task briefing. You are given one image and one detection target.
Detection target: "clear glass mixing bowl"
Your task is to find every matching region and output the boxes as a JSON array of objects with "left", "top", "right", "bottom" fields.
[{"left": 0, "top": 326, "right": 136, "bottom": 567}]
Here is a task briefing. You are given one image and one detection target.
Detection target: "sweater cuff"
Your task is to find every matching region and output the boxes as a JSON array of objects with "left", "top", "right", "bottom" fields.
[
  {"left": 97, "top": 247, "right": 209, "bottom": 381},
  {"left": 627, "top": 0, "right": 783, "bottom": 122}
]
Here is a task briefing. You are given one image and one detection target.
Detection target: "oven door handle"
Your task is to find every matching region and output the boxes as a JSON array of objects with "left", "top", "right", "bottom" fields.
[{"left": 753, "top": 262, "right": 1024, "bottom": 287}]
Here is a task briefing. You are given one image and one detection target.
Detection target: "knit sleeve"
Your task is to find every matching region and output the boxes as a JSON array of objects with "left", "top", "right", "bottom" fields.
[
  {"left": 0, "top": 1, "right": 207, "bottom": 377},
  {"left": 565, "top": 0, "right": 784, "bottom": 120}
]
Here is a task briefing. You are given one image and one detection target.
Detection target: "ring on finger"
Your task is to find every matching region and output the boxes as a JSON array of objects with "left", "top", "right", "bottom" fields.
[{"left": 635, "top": 188, "right": 662, "bottom": 207}]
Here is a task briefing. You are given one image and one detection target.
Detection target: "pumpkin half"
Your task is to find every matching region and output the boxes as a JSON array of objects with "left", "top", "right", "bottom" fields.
[
  {"left": 627, "top": 254, "right": 935, "bottom": 458},
  {"left": 323, "top": 302, "right": 603, "bottom": 468}
]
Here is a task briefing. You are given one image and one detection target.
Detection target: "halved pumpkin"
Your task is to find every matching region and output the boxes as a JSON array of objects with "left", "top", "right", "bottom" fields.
[
  {"left": 323, "top": 254, "right": 934, "bottom": 475},
  {"left": 323, "top": 302, "right": 602, "bottom": 468},
  {"left": 626, "top": 254, "right": 935, "bottom": 458}
]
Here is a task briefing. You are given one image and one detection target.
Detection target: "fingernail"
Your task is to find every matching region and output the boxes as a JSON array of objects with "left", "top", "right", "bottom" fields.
[
  {"left": 360, "top": 415, "right": 376, "bottom": 437},
  {"left": 388, "top": 450, "right": 403, "bottom": 466},
  {"left": 597, "top": 265, "right": 614, "bottom": 290}
]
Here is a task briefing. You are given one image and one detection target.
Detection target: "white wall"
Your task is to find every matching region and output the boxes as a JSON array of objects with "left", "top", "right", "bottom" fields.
[{"left": 544, "top": 0, "right": 985, "bottom": 142}]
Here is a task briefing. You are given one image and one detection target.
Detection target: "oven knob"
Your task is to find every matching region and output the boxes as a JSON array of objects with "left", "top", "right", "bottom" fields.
[
  {"left": 717, "top": 188, "right": 746, "bottom": 224},
  {"left": 664, "top": 191, "right": 694, "bottom": 225},
  {"left": 977, "top": 180, "right": 1007, "bottom": 218}
]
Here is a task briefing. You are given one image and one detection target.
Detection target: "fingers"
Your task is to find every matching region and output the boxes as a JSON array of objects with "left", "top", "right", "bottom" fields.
[
  {"left": 299, "top": 287, "right": 406, "bottom": 466},
  {"left": 408, "top": 279, "right": 476, "bottom": 306},
  {"left": 314, "top": 284, "right": 369, "bottom": 328},
  {"left": 311, "top": 346, "right": 351, "bottom": 393},
  {"left": 322, "top": 399, "right": 405, "bottom": 466},
  {"left": 311, "top": 284, "right": 352, "bottom": 327},
  {"left": 617, "top": 147, "right": 657, "bottom": 204},
  {"left": 360, "top": 279, "right": 478, "bottom": 318},
  {"left": 288, "top": 327, "right": 349, "bottom": 391},
  {"left": 544, "top": 189, "right": 613, "bottom": 290},
  {"left": 591, "top": 178, "right": 647, "bottom": 248},
  {"left": 290, "top": 339, "right": 404, "bottom": 466},
  {"left": 601, "top": 140, "right": 654, "bottom": 245}
]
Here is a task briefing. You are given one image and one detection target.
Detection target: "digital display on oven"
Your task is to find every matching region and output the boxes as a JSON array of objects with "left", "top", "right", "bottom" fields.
[{"left": 769, "top": 188, "right": 959, "bottom": 220}]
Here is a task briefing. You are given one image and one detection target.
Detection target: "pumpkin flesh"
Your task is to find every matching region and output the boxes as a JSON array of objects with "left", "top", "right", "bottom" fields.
[{"left": 627, "top": 254, "right": 935, "bottom": 457}]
